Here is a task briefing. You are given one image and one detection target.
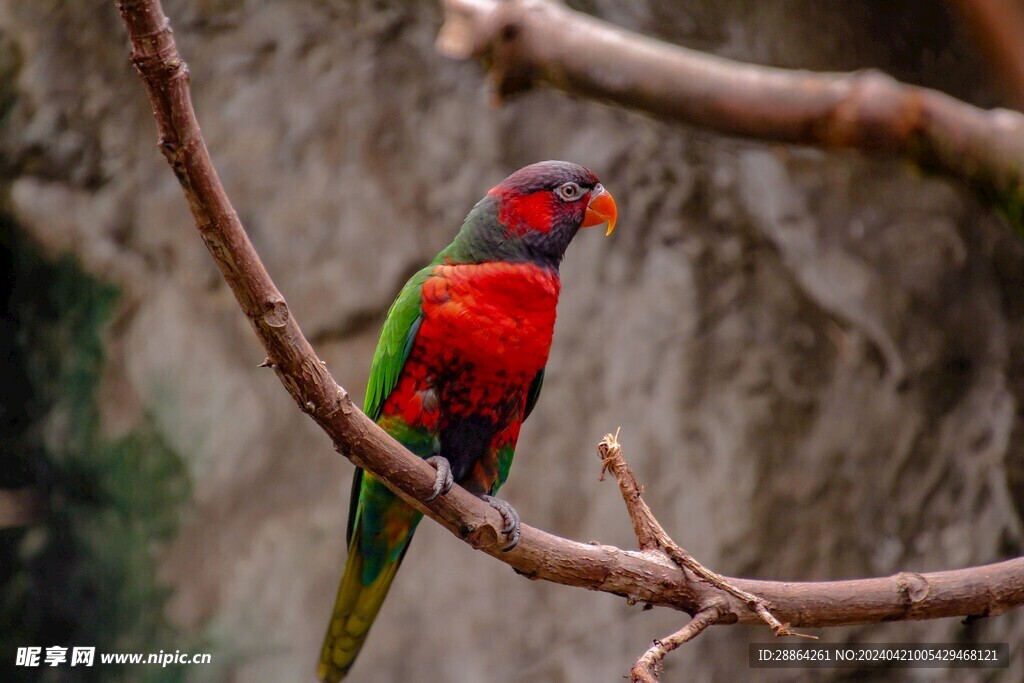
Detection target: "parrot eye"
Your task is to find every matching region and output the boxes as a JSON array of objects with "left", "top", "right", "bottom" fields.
[{"left": 557, "top": 182, "right": 583, "bottom": 201}]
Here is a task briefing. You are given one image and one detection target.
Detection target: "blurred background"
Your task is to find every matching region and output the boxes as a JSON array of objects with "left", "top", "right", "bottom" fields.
[{"left": 3, "top": 0, "right": 1024, "bottom": 681}]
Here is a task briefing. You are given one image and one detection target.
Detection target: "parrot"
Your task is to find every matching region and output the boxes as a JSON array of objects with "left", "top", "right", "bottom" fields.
[{"left": 317, "top": 160, "right": 618, "bottom": 681}]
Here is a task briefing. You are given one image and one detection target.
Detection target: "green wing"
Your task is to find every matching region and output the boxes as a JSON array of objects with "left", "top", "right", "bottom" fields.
[
  {"left": 524, "top": 368, "right": 545, "bottom": 420},
  {"left": 348, "top": 268, "right": 430, "bottom": 543},
  {"left": 363, "top": 270, "right": 430, "bottom": 421}
]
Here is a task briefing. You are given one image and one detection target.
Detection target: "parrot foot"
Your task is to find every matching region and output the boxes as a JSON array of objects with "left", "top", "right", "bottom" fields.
[
  {"left": 424, "top": 456, "right": 453, "bottom": 502},
  {"left": 481, "top": 495, "right": 520, "bottom": 551}
]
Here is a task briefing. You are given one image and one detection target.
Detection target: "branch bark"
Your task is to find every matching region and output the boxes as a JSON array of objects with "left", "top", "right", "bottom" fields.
[
  {"left": 438, "top": 0, "right": 1024, "bottom": 215},
  {"left": 599, "top": 432, "right": 812, "bottom": 638},
  {"left": 631, "top": 605, "right": 724, "bottom": 683},
  {"left": 116, "top": 0, "right": 1024, "bottom": 649},
  {"left": 600, "top": 431, "right": 809, "bottom": 679}
]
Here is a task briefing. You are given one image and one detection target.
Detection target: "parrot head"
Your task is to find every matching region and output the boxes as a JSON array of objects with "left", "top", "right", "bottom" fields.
[{"left": 452, "top": 160, "right": 617, "bottom": 267}]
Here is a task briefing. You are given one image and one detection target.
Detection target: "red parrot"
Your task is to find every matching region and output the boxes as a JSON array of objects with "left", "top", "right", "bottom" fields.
[{"left": 317, "top": 161, "right": 617, "bottom": 681}]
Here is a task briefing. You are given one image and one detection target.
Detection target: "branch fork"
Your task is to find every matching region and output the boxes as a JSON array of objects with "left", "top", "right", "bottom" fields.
[{"left": 599, "top": 430, "right": 815, "bottom": 681}]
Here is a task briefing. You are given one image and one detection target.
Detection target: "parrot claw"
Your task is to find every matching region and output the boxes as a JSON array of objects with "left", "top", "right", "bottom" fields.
[
  {"left": 481, "top": 495, "right": 520, "bottom": 551},
  {"left": 424, "top": 456, "right": 453, "bottom": 502}
]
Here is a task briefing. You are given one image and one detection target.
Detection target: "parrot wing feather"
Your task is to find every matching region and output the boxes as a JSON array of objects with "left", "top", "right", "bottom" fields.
[{"left": 346, "top": 268, "right": 429, "bottom": 544}]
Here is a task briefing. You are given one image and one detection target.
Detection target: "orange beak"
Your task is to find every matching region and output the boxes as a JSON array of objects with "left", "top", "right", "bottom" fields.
[{"left": 582, "top": 185, "right": 618, "bottom": 236}]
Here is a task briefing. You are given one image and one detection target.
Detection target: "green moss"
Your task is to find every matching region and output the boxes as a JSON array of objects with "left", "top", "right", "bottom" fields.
[{"left": 1, "top": 214, "right": 194, "bottom": 682}]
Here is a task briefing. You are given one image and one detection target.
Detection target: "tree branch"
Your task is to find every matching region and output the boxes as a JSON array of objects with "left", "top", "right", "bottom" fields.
[
  {"left": 600, "top": 431, "right": 810, "bottom": 679},
  {"left": 599, "top": 431, "right": 813, "bottom": 639},
  {"left": 438, "top": 0, "right": 1024, "bottom": 216},
  {"left": 116, "top": 0, "right": 1024, "bottom": 652},
  {"left": 631, "top": 604, "right": 724, "bottom": 683}
]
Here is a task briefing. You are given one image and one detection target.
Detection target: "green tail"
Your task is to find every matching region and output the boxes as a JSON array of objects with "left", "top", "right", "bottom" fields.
[
  {"left": 318, "top": 470, "right": 422, "bottom": 681},
  {"left": 316, "top": 528, "right": 405, "bottom": 681}
]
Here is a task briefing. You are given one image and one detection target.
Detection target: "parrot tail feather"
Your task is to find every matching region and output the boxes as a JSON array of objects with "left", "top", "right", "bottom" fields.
[{"left": 316, "top": 527, "right": 408, "bottom": 682}]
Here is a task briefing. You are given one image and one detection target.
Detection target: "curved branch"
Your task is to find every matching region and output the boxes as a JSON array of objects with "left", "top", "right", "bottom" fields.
[
  {"left": 116, "top": 0, "right": 1024, "bottom": 639},
  {"left": 438, "top": 0, "right": 1024, "bottom": 211}
]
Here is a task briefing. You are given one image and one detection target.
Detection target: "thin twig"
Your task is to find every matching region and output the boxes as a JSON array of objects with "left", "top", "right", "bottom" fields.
[
  {"left": 599, "top": 431, "right": 815, "bottom": 639},
  {"left": 630, "top": 604, "right": 724, "bottom": 683}
]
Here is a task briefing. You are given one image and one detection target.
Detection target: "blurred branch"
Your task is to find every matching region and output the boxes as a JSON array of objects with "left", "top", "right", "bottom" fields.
[
  {"left": 438, "top": 0, "right": 1024, "bottom": 219},
  {"left": 949, "top": 0, "right": 1024, "bottom": 110},
  {"left": 0, "top": 487, "right": 43, "bottom": 529},
  {"left": 116, "top": 0, "right": 1024, "bottom": 671}
]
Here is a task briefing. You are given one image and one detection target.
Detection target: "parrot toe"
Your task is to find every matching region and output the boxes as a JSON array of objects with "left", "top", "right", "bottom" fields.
[
  {"left": 481, "top": 495, "right": 521, "bottom": 551},
  {"left": 424, "top": 456, "right": 454, "bottom": 502}
]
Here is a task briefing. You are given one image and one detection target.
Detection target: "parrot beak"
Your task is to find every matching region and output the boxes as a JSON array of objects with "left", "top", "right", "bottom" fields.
[{"left": 582, "top": 185, "right": 618, "bottom": 236}]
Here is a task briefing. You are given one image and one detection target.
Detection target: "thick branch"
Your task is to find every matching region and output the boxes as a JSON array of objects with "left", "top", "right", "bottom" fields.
[
  {"left": 117, "top": 0, "right": 1024, "bottom": 636},
  {"left": 438, "top": 0, "right": 1024, "bottom": 210}
]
